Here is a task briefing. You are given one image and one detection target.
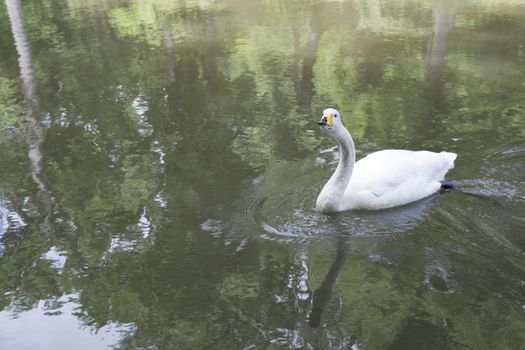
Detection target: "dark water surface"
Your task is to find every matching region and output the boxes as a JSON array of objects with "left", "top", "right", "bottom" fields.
[{"left": 1, "top": 0, "right": 525, "bottom": 349}]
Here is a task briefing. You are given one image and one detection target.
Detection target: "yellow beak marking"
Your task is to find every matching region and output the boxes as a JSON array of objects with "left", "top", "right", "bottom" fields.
[{"left": 324, "top": 113, "right": 334, "bottom": 126}]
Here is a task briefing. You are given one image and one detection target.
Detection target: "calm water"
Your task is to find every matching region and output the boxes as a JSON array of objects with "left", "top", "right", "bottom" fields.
[{"left": 1, "top": 0, "right": 525, "bottom": 349}]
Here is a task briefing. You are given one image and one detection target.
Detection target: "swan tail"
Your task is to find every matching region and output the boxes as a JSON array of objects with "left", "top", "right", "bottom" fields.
[{"left": 440, "top": 151, "right": 457, "bottom": 168}]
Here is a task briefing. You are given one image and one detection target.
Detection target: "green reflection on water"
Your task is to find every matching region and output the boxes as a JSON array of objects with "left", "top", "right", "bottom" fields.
[{"left": 1, "top": 0, "right": 525, "bottom": 349}]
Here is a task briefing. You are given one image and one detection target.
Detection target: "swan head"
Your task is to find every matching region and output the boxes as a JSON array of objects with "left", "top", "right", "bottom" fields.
[{"left": 318, "top": 108, "right": 345, "bottom": 137}]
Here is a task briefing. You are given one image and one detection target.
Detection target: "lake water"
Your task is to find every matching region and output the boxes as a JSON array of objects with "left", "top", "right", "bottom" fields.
[{"left": 1, "top": 0, "right": 525, "bottom": 349}]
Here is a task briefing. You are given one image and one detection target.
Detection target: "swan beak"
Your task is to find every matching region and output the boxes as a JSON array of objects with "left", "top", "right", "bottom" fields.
[{"left": 318, "top": 113, "right": 333, "bottom": 126}]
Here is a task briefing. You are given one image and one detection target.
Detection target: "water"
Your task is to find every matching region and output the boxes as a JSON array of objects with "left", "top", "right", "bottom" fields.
[{"left": 1, "top": 0, "right": 525, "bottom": 349}]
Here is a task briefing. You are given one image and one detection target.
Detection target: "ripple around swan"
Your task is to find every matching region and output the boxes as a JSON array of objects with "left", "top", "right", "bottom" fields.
[
  {"left": 456, "top": 179, "right": 524, "bottom": 202},
  {"left": 256, "top": 195, "right": 441, "bottom": 242},
  {"left": 456, "top": 143, "right": 525, "bottom": 205},
  {"left": 202, "top": 142, "right": 525, "bottom": 250}
]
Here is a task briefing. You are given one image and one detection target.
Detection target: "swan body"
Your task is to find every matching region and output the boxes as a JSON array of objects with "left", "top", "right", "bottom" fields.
[{"left": 316, "top": 108, "right": 457, "bottom": 213}]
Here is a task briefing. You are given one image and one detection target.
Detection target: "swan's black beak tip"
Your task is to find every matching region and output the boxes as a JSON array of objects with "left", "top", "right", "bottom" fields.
[{"left": 317, "top": 121, "right": 326, "bottom": 126}]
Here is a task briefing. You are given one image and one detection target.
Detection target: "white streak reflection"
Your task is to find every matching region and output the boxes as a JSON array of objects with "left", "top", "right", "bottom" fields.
[{"left": 0, "top": 294, "right": 135, "bottom": 350}]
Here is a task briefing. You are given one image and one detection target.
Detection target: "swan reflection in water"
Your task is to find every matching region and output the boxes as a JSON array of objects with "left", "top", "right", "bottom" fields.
[
  {"left": 308, "top": 194, "right": 441, "bottom": 328},
  {"left": 308, "top": 222, "right": 350, "bottom": 328}
]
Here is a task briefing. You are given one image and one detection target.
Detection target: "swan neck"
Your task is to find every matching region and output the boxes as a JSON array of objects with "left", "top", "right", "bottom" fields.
[
  {"left": 334, "top": 128, "right": 355, "bottom": 187},
  {"left": 316, "top": 127, "right": 355, "bottom": 212}
]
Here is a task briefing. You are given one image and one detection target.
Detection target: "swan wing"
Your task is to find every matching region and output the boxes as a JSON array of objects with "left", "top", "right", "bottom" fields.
[{"left": 344, "top": 150, "right": 456, "bottom": 209}]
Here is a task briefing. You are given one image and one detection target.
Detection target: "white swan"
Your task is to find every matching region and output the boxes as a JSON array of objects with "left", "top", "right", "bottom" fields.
[{"left": 316, "top": 108, "right": 457, "bottom": 213}]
